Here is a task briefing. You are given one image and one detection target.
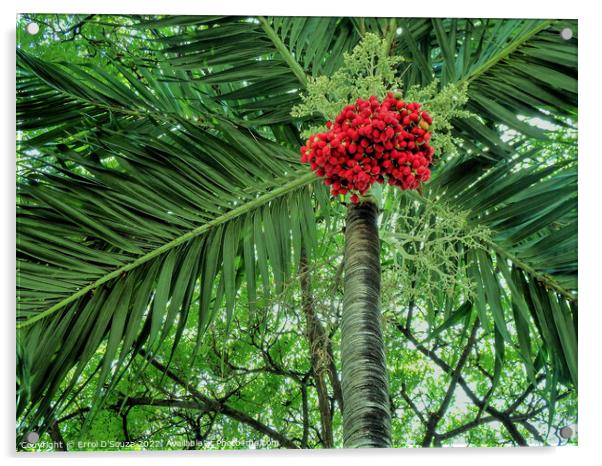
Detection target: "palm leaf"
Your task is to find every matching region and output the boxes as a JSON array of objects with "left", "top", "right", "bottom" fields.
[
  {"left": 17, "top": 50, "right": 325, "bottom": 431},
  {"left": 16, "top": 15, "right": 578, "bottom": 436}
]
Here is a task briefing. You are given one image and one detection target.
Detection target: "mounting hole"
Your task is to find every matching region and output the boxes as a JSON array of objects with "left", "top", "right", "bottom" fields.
[
  {"left": 560, "top": 28, "right": 573, "bottom": 40},
  {"left": 26, "top": 22, "right": 40, "bottom": 35},
  {"left": 25, "top": 431, "right": 39, "bottom": 444},
  {"left": 559, "top": 425, "right": 573, "bottom": 439}
]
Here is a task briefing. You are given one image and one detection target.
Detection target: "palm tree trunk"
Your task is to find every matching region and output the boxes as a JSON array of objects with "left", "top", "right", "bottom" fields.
[{"left": 341, "top": 201, "right": 391, "bottom": 448}]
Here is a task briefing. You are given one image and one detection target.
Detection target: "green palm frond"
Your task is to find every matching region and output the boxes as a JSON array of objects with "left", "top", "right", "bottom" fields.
[
  {"left": 17, "top": 49, "right": 327, "bottom": 429},
  {"left": 136, "top": 16, "right": 365, "bottom": 125},
  {"left": 397, "top": 19, "right": 577, "bottom": 163},
  {"left": 397, "top": 146, "right": 577, "bottom": 388},
  {"left": 16, "top": 15, "right": 578, "bottom": 435}
]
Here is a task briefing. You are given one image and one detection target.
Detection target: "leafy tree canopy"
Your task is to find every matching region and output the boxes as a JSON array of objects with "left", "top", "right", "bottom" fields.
[{"left": 16, "top": 14, "right": 577, "bottom": 450}]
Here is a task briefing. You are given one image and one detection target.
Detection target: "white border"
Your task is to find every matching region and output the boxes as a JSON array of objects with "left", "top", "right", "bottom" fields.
[{"left": 2, "top": 1, "right": 600, "bottom": 465}]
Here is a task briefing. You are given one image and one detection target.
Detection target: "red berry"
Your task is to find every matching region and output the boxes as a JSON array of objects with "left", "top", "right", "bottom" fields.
[{"left": 299, "top": 95, "right": 434, "bottom": 198}]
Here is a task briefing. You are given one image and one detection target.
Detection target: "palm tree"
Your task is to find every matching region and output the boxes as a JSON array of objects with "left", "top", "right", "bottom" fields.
[
  {"left": 341, "top": 201, "right": 391, "bottom": 447},
  {"left": 16, "top": 15, "right": 577, "bottom": 448}
]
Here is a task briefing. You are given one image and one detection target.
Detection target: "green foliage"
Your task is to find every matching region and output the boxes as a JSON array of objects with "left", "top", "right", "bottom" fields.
[
  {"left": 291, "top": 33, "right": 404, "bottom": 122},
  {"left": 20, "top": 229, "right": 577, "bottom": 450},
  {"left": 16, "top": 14, "right": 578, "bottom": 450},
  {"left": 291, "top": 33, "right": 471, "bottom": 160},
  {"left": 382, "top": 198, "right": 491, "bottom": 313},
  {"left": 404, "top": 80, "right": 472, "bottom": 158}
]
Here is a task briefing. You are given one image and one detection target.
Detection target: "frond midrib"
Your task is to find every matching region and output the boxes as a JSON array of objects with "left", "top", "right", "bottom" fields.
[
  {"left": 406, "top": 189, "right": 577, "bottom": 303},
  {"left": 256, "top": 16, "right": 308, "bottom": 88},
  {"left": 463, "top": 20, "right": 555, "bottom": 85},
  {"left": 17, "top": 171, "right": 317, "bottom": 329}
]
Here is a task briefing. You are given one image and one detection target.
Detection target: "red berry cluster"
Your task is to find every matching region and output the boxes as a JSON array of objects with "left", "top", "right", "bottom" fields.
[{"left": 299, "top": 92, "right": 434, "bottom": 204}]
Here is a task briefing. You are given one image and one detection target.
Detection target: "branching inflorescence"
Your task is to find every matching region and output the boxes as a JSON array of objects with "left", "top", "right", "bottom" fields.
[{"left": 293, "top": 33, "right": 471, "bottom": 203}]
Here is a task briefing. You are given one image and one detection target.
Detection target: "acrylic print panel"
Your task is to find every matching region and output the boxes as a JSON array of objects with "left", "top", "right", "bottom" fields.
[{"left": 16, "top": 14, "right": 578, "bottom": 451}]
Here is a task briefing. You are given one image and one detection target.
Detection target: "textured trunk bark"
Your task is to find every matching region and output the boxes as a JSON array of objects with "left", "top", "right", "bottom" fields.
[
  {"left": 341, "top": 201, "right": 391, "bottom": 448},
  {"left": 48, "top": 420, "right": 67, "bottom": 451},
  {"left": 299, "top": 250, "right": 334, "bottom": 448}
]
